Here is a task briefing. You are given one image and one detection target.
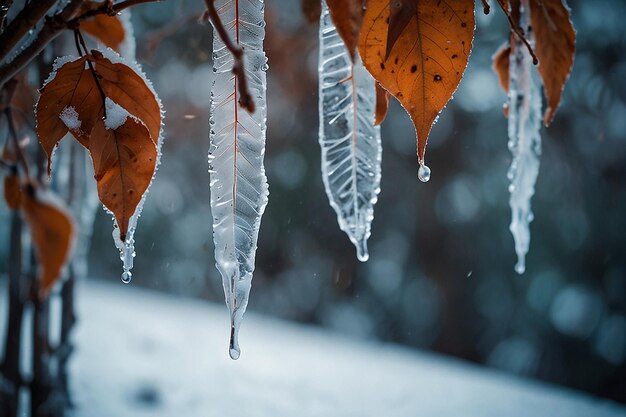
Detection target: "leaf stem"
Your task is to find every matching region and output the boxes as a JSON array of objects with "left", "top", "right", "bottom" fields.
[{"left": 203, "top": 0, "right": 255, "bottom": 113}]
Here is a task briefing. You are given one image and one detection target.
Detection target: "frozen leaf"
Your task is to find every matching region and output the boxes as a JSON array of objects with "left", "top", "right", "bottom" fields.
[
  {"left": 375, "top": 82, "right": 390, "bottom": 126},
  {"left": 89, "top": 114, "right": 157, "bottom": 242},
  {"left": 4, "top": 174, "right": 21, "bottom": 210},
  {"left": 359, "top": 0, "right": 475, "bottom": 162},
  {"left": 209, "top": 0, "right": 269, "bottom": 359},
  {"left": 21, "top": 184, "right": 76, "bottom": 297},
  {"left": 529, "top": 0, "right": 575, "bottom": 126},
  {"left": 326, "top": 0, "right": 365, "bottom": 62},
  {"left": 318, "top": 0, "right": 382, "bottom": 262}
]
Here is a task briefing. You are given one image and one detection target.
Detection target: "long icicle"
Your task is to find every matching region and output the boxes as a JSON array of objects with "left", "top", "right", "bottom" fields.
[
  {"left": 208, "top": 0, "right": 269, "bottom": 359},
  {"left": 318, "top": 0, "right": 382, "bottom": 262},
  {"left": 507, "top": 4, "right": 542, "bottom": 274}
]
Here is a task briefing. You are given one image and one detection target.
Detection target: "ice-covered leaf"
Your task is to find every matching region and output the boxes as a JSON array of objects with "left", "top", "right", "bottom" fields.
[
  {"left": 209, "top": 0, "right": 269, "bottom": 359},
  {"left": 326, "top": 0, "right": 365, "bottom": 62},
  {"left": 36, "top": 56, "right": 102, "bottom": 171},
  {"left": 318, "top": 0, "right": 382, "bottom": 262},
  {"left": 4, "top": 174, "right": 21, "bottom": 210},
  {"left": 358, "top": 0, "right": 475, "bottom": 162},
  {"left": 89, "top": 111, "right": 156, "bottom": 242},
  {"left": 21, "top": 184, "right": 76, "bottom": 297},
  {"left": 529, "top": 0, "right": 575, "bottom": 126},
  {"left": 375, "top": 82, "right": 390, "bottom": 126}
]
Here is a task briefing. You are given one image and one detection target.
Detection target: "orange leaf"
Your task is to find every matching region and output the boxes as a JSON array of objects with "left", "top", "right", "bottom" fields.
[
  {"left": 529, "top": 0, "right": 575, "bottom": 126},
  {"left": 92, "top": 50, "right": 161, "bottom": 144},
  {"left": 326, "top": 0, "right": 365, "bottom": 62},
  {"left": 36, "top": 56, "right": 103, "bottom": 173},
  {"left": 359, "top": 0, "right": 475, "bottom": 162},
  {"left": 89, "top": 113, "right": 156, "bottom": 242},
  {"left": 82, "top": 14, "right": 126, "bottom": 53},
  {"left": 21, "top": 185, "right": 75, "bottom": 297},
  {"left": 375, "top": 82, "right": 390, "bottom": 126},
  {"left": 4, "top": 174, "right": 21, "bottom": 210},
  {"left": 492, "top": 42, "right": 511, "bottom": 92}
]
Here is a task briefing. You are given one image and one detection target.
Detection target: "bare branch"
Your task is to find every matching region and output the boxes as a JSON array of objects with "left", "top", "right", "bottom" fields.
[
  {"left": 0, "top": 0, "right": 57, "bottom": 62},
  {"left": 203, "top": 0, "right": 255, "bottom": 113}
]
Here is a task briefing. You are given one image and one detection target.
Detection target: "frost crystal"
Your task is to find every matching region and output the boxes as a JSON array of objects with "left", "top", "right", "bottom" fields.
[
  {"left": 208, "top": 0, "right": 269, "bottom": 359},
  {"left": 59, "top": 106, "right": 81, "bottom": 131},
  {"left": 103, "top": 98, "right": 129, "bottom": 130},
  {"left": 507, "top": 7, "right": 542, "bottom": 274},
  {"left": 318, "top": 0, "right": 382, "bottom": 262}
]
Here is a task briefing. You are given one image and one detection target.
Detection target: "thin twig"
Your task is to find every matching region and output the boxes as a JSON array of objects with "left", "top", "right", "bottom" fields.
[
  {"left": 496, "top": 0, "right": 539, "bottom": 65},
  {"left": 3, "top": 80, "right": 31, "bottom": 181},
  {"left": 0, "top": 0, "right": 15, "bottom": 32},
  {"left": 481, "top": 0, "right": 490, "bottom": 14},
  {"left": 74, "top": 29, "right": 107, "bottom": 118},
  {"left": 203, "top": 0, "right": 255, "bottom": 113}
]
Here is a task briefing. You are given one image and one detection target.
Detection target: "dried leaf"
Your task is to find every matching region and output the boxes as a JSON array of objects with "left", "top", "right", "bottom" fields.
[
  {"left": 375, "top": 82, "right": 390, "bottom": 126},
  {"left": 326, "top": 0, "right": 365, "bottom": 62},
  {"left": 529, "top": 0, "right": 575, "bottom": 126},
  {"left": 36, "top": 56, "right": 102, "bottom": 172},
  {"left": 301, "top": 0, "right": 321, "bottom": 24},
  {"left": 21, "top": 185, "right": 75, "bottom": 297},
  {"left": 89, "top": 115, "right": 156, "bottom": 241},
  {"left": 82, "top": 13, "right": 126, "bottom": 53},
  {"left": 4, "top": 174, "right": 21, "bottom": 210},
  {"left": 492, "top": 42, "right": 511, "bottom": 92},
  {"left": 359, "top": 0, "right": 475, "bottom": 161},
  {"left": 92, "top": 50, "right": 161, "bottom": 144}
]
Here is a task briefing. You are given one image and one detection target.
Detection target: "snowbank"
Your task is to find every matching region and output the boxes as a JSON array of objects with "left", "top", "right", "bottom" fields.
[{"left": 60, "top": 281, "right": 625, "bottom": 417}]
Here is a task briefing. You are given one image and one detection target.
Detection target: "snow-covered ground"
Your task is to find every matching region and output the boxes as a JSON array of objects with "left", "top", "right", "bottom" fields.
[{"left": 2, "top": 281, "right": 625, "bottom": 416}]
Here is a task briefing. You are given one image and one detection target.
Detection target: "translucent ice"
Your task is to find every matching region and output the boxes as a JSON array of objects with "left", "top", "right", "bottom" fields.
[
  {"left": 208, "top": 0, "right": 269, "bottom": 359},
  {"left": 318, "top": 0, "right": 382, "bottom": 262}
]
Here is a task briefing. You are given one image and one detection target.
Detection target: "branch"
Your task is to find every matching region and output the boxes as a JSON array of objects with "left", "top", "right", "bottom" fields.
[
  {"left": 0, "top": 0, "right": 83, "bottom": 90},
  {"left": 203, "top": 0, "right": 255, "bottom": 113},
  {"left": 0, "top": 0, "right": 15, "bottom": 32},
  {"left": 496, "top": 0, "right": 539, "bottom": 65},
  {"left": 0, "top": 0, "right": 57, "bottom": 62},
  {"left": 0, "top": 0, "right": 165, "bottom": 90}
]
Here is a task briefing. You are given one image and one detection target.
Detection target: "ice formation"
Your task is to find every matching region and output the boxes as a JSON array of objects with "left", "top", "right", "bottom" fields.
[
  {"left": 318, "top": 0, "right": 382, "bottom": 262},
  {"left": 208, "top": 0, "right": 269, "bottom": 359},
  {"left": 507, "top": 8, "right": 542, "bottom": 275}
]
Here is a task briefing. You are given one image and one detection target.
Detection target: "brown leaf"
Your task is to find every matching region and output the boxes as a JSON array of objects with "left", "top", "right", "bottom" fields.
[
  {"left": 326, "top": 0, "right": 365, "bottom": 62},
  {"left": 92, "top": 50, "right": 161, "bottom": 144},
  {"left": 492, "top": 42, "right": 511, "bottom": 92},
  {"left": 301, "top": 0, "right": 321, "bottom": 24},
  {"left": 82, "top": 13, "right": 126, "bottom": 53},
  {"left": 36, "top": 56, "right": 103, "bottom": 173},
  {"left": 89, "top": 115, "right": 156, "bottom": 241},
  {"left": 359, "top": 0, "right": 475, "bottom": 162},
  {"left": 375, "top": 82, "right": 390, "bottom": 126},
  {"left": 4, "top": 174, "right": 21, "bottom": 210},
  {"left": 529, "top": 0, "right": 575, "bottom": 126},
  {"left": 21, "top": 185, "right": 75, "bottom": 297}
]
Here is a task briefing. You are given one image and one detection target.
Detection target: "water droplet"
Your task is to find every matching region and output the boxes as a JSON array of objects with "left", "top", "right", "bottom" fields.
[
  {"left": 121, "top": 271, "right": 132, "bottom": 283},
  {"left": 229, "top": 347, "right": 240, "bottom": 360},
  {"left": 418, "top": 164, "right": 431, "bottom": 182},
  {"left": 515, "top": 262, "right": 525, "bottom": 274}
]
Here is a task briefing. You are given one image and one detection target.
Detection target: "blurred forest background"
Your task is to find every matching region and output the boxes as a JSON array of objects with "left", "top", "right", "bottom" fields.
[{"left": 1, "top": 0, "right": 625, "bottom": 404}]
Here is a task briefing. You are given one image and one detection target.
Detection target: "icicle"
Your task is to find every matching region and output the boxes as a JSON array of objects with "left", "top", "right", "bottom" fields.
[
  {"left": 507, "top": 6, "right": 542, "bottom": 275},
  {"left": 318, "top": 0, "right": 382, "bottom": 262},
  {"left": 208, "top": 0, "right": 269, "bottom": 359}
]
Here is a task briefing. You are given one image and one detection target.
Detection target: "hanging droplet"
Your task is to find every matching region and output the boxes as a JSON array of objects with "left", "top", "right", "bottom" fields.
[
  {"left": 515, "top": 260, "right": 525, "bottom": 275},
  {"left": 121, "top": 270, "right": 132, "bottom": 283},
  {"left": 418, "top": 164, "right": 431, "bottom": 182},
  {"left": 229, "top": 325, "right": 241, "bottom": 360}
]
